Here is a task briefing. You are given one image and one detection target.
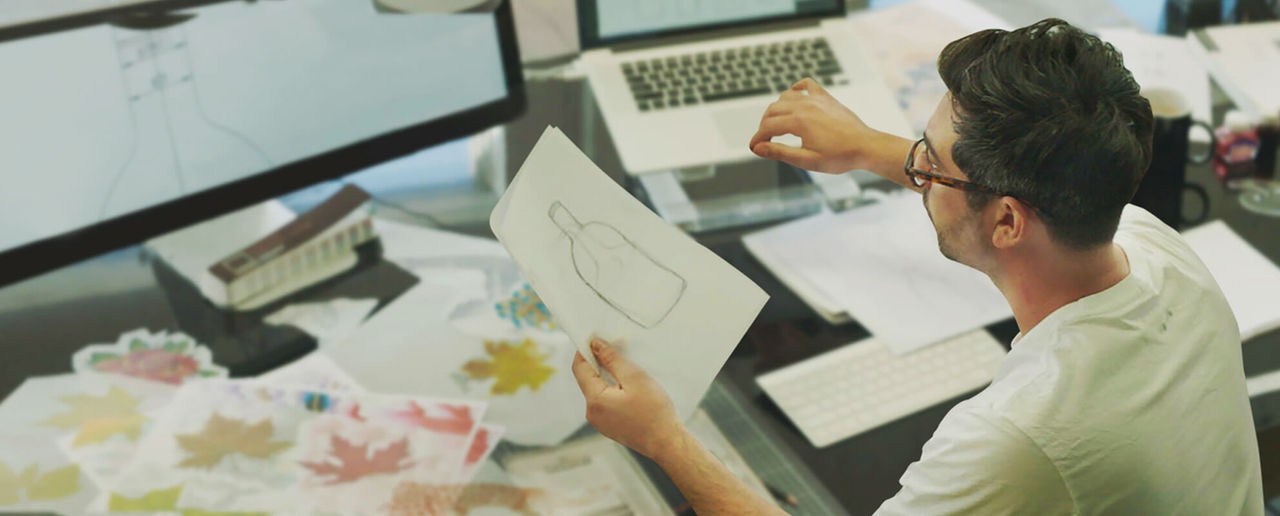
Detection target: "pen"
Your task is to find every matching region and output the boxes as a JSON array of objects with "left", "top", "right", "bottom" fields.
[{"left": 766, "top": 483, "right": 799, "bottom": 507}]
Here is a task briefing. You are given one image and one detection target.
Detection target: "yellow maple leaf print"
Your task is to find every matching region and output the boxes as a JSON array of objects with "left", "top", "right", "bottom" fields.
[
  {"left": 0, "top": 463, "right": 81, "bottom": 505},
  {"left": 109, "top": 485, "right": 183, "bottom": 511},
  {"left": 462, "top": 339, "right": 555, "bottom": 395},
  {"left": 41, "top": 386, "right": 149, "bottom": 447},
  {"left": 110, "top": 484, "right": 267, "bottom": 515},
  {"left": 174, "top": 413, "right": 291, "bottom": 469}
]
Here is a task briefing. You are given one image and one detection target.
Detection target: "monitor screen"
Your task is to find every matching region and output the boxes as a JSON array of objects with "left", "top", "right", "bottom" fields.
[
  {"left": 579, "top": 0, "right": 842, "bottom": 49},
  {"left": 0, "top": 0, "right": 524, "bottom": 286}
]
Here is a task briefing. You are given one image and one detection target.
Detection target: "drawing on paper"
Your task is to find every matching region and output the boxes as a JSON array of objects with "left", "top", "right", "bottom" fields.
[
  {"left": 548, "top": 201, "right": 686, "bottom": 328},
  {"left": 459, "top": 339, "right": 556, "bottom": 396},
  {"left": 495, "top": 283, "right": 557, "bottom": 331}
]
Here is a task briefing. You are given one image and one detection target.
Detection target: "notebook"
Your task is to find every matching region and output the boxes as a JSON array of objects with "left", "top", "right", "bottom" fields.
[{"left": 577, "top": 0, "right": 912, "bottom": 176}]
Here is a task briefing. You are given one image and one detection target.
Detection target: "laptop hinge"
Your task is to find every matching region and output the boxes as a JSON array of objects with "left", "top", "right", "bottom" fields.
[{"left": 610, "top": 17, "right": 824, "bottom": 54}]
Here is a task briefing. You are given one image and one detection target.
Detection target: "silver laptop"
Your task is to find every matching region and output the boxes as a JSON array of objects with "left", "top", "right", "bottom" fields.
[{"left": 578, "top": 0, "right": 912, "bottom": 176}]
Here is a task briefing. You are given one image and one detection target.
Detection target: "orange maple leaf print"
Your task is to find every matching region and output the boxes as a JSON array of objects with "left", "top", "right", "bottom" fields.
[{"left": 299, "top": 435, "right": 413, "bottom": 485}]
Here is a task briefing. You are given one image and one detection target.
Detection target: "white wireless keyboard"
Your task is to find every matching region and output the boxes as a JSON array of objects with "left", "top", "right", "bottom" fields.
[{"left": 756, "top": 330, "right": 1007, "bottom": 448}]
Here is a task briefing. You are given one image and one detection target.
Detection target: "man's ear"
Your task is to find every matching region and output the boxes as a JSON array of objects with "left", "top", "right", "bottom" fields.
[{"left": 990, "top": 197, "right": 1028, "bottom": 249}]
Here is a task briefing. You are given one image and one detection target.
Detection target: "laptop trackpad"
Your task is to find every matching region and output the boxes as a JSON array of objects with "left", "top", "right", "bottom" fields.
[{"left": 712, "top": 106, "right": 801, "bottom": 149}]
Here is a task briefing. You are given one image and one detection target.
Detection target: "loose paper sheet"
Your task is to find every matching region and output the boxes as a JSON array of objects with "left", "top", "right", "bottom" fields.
[
  {"left": 489, "top": 127, "right": 768, "bottom": 420},
  {"left": 253, "top": 351, "right": 366, "bottom": 392},
  {"left": 264, "top": 298, "right": 379, "bottom": 349},
  {"left": 746, "top": 191, "right": 1011, "bottom": 354},
  {"left": 1182, "top": 220, "right": 1280, "bottom": 341}
]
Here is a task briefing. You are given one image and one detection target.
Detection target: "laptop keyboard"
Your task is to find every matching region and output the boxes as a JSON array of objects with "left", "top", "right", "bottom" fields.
[{"left": 621, "top": 37, "right": 849, "bottom": 112}]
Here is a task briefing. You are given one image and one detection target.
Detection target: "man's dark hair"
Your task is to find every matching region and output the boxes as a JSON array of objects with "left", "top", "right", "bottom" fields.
[{"left": 937, "top": 18, "right": 1154, "bottom": 250}]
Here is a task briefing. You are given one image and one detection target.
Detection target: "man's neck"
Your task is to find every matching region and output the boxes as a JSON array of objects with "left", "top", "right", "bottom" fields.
[{"left": 993, "top": 243, "right": 1130, "bottom": 340}]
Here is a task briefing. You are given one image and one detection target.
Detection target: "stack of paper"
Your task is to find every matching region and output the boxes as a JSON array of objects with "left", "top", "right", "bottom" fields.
[
  {"left": 743, "top": 192, "right": 1012, "bottom": 355},
  {"left": 1182, "top": 220, "right": 1280, "bottom": 341}
]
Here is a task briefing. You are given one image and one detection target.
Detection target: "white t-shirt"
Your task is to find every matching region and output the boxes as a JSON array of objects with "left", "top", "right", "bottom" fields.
[{"left": 875, "top": 205, "right": 1264, "bottom": 515}]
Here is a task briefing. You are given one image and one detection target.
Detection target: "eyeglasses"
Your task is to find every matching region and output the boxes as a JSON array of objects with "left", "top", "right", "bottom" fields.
[{"left": 903, "top": 138, "right": 1050, "bottom": 219}]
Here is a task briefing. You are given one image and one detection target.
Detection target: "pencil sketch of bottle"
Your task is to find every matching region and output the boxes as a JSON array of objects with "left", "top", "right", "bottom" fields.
[{"left": 548, "top": 201, "right": 686, "bottom": 328}]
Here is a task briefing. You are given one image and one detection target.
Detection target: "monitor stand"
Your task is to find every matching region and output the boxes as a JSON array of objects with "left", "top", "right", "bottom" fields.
[{"left": 150, "top": 239, "right": 418, "bottom": 377}]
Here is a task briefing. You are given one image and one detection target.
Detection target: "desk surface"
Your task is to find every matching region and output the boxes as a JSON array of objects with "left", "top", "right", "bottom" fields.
[{"left": 5, "top": 5, "right": 1280, "bottom": 515}]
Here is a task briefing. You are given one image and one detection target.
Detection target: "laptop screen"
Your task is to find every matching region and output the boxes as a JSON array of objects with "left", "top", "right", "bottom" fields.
[{"left": 579, "top": 0, "right": 844, "bottom": 49}]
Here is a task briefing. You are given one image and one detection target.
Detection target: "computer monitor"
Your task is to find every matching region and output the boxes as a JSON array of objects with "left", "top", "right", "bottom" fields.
[{"left": 0, "top": 0, "right": 525, "bottom": 287}]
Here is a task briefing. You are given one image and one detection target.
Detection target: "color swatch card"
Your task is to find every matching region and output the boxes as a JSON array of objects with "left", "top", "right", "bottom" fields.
[{"left": 104, "top": 379, "right": 486, "bottom": 514}]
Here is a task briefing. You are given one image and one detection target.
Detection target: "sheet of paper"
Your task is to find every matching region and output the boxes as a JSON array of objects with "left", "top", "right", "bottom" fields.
[
  {"left": 748, "top": 191, "right": 1011, "bottom": 354},
  {"left": 849, "top": 0, "right": 1011, "bottom": 134},
  {"left": 327, "top": 223, "right": 588, "bottom": 447},
  {"left": 1096, "top": 28, "right": 1214, "bottom": 142},
  {"left": 489, "top": 127, "right": 769, "bottom": 421},
  {"left": 1181, "top": 220, "right": 1280, "bottom": 341},
  {"left": 264, "top": 297, "right": 379, "bottom": 349},
  {"left": 254, "top": 351, "right": 366, "bottom": 392},
  {"left": 743, "top": 212, "right": 849, "bottom": 323}
]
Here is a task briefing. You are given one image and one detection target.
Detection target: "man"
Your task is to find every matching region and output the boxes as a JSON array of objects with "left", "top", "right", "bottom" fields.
[{"left": 572, "top": 19, "right": 1263, "bottom": 515}]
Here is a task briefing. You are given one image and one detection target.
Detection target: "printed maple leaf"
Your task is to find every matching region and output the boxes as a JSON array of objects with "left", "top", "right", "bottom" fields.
[
  {"left": 392, "top": 402, "right": 474, "bottom": 435},
  {"left": 109, "top": 484, "right": 269, "bottom": 515},
  {"left": 1, "top": 462, "right": 80, "bottom": 505},
  {"left": 464, "top": 427, "right": 491, "bottom": 466},
  {"left": 41, "top": 386, "right": 149, "bottom": 447},
  {"left": 461, "top": 339, "right": 555, "bottom": 395},
  {"left": 109, "top": 485, "right": 183, "bottom": 511},
  {"left": 299, "top": 435, "right": 413, "bottom": 485},
  {"left": 174, "top": 414, "right": 291, "bottom": 469}
]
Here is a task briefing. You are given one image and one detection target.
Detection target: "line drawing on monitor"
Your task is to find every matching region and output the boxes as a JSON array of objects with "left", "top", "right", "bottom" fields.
[
  {"left": 101, "top": 24, "right": 274, "bottom": 218},
  {"left": 0, "top": 0, "right": 526, "bottom": 287}
]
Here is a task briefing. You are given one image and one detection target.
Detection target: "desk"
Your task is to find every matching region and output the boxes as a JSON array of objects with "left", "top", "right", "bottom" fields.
[{"left": 4, "top": 5, "right": 1280, "bottom": 516}]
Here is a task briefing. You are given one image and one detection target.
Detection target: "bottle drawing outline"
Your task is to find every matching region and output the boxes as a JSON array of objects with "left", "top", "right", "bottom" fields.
[
  {"left": 548, "top": 201, "right": 686, "bottom": 328},
  {"left": 101, "top": 23, "right": 273, "bottom": 218}
]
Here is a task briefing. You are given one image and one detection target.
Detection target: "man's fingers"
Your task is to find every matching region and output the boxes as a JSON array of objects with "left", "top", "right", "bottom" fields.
[
  {"left": 590, "top": 338, "right": 644, "bottom": 384},
  {"left": 752, "top": 141, "right": 821, "bottom": 171},
  {"left": 791, "top": 77, "right": 829, "bottom": 97},
  {"left": 571, "top": 351, "right": 607, "bottom": 396},
  {"left": 749, "top": 114, "right": 798, "bottom": 149}
]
